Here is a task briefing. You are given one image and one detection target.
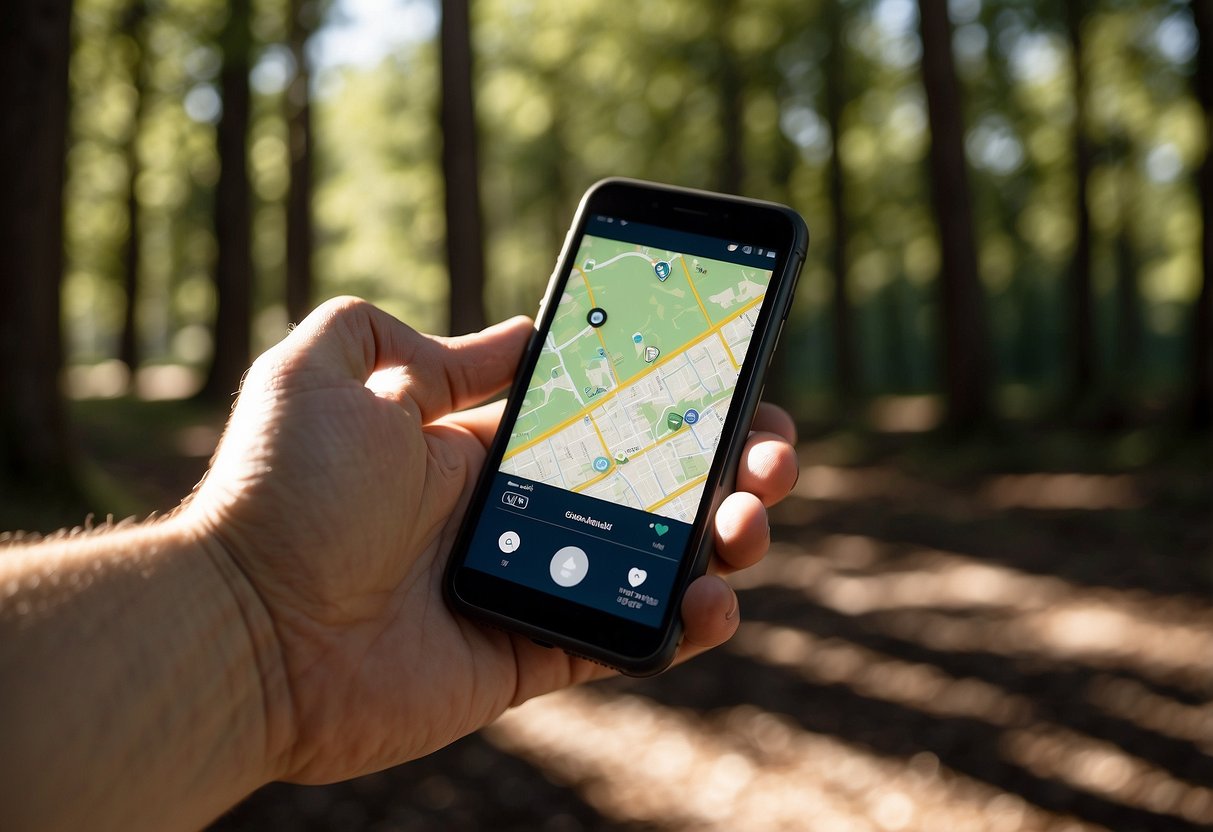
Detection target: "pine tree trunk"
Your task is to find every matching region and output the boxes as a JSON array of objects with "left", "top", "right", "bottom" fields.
[
  {"left": 715, "top": 0, "right": 743, "bottom": 196},
  {"left": 917, "top": 0, "right": 989, "bottom": 428},
  {"left": 825, "top": 3, "right": 856, "bottom": 405},
  {"left": 1190, "top": 0, "right": 1212, "bottom": 428},
  {"left": 440, "top": 0, "right": 488, "bottom": 336},
  {"left": 1066, "top": 0, "right": 1096, "bottom": 402},
  {"left": 0, "top": 0, "right": 75, "bottom": 492},
  {"left": 1112, "top": 154, "right": 1140, "bottom": 418},
  {"left": 284, "top": 0, "right": 315, "bottom": 325},
  {"left": 119, "top": 0, "right": 149, "bottom": 373},
  {"left": 200, "top": 0, "right": 254, "bottom": 400},
  {"left": 762, "top": 75, "right": 808, "bottom": 413}
]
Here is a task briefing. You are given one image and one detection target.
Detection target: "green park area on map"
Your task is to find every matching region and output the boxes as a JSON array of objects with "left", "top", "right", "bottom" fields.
[{"left": 508, "top": 235, "right": 771, "bottom": 450}]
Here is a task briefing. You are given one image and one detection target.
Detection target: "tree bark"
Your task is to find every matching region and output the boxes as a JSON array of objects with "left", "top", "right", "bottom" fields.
[
  {"left": 1190, "top": 0, "right": 1212, "bottom": 428},
  {"left": 825, "top": 3, "right": 856, "bottom": 405},
  {"left": 119, "top": 0, "right": 149, "bottom": 372},
  {"left": 0, "top": 0, "right": 75, "bottom": 491},
  {"left": 917, "top": 0, "right": 989, "bottom": 428},
  {"left": 1065, "top": 0, "right": 1096, "bottom": 402},
  {"left": 199, "top": 0, "right": 254, "bottom": 401},
  {"left": 715, "top": 0, "right": 743, "bottom": 196},
  {"left": 284, "top": 0, "right": 315, "bottom": 325},
  {"left": 440, "top": 0, "right": 488, "bottom": 336},
  {"left": 1112, "top": 148, "right": 1140, "bottom": 413}
]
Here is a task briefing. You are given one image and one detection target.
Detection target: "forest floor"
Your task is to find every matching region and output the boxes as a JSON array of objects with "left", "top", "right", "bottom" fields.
[{"left": 6, "top": 391, "right": 1211, "bottom": 831}]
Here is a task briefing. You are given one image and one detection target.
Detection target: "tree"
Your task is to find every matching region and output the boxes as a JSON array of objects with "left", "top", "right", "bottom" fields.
[
  {"left": 1065, "top": 0, "right": 1096, "bottom": 402},
  {"left": 1110, "top": 131, "right": 1141, "bottom": 419},
  {"left": 0, "top": 0, "right": 75, "bottom": 492},
  {"left": 917, "top": 0, "right": 990, "bottom": 428},
  {"left": 825, "top": 2, "right": 856, "bottom": 406},
  {"left": 714, "top": 0, "right": 744, "bottom": 196},
  {"left": 440, "top": 0, "right": 488, "bottom": 336},
  {"left": 119, "top": 0, "right": 150, "bottom": 373},
  {"left": 199, "top": 0, "right": 255, "bottom": 401},
  {"left": 1191, "top": 0, "right": 1212, "bottom": 428},
  {"left": 285, "top": 0, "right": 318, "bottom": 324}
]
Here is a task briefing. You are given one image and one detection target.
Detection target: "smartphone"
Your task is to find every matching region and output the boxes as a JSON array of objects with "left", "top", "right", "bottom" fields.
[{"left": 444, "top": 178, "right": 808, "bottom": 675}]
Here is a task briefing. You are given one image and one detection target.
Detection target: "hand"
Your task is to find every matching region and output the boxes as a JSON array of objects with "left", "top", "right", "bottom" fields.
[{"left": 186, "top": 297, "right": 800, "bottom": 784}]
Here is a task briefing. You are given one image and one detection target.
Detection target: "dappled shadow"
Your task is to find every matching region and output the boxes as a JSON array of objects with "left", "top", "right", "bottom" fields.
[
  {"left": 163, "top": 426, "right": 1211, "bottom": 830},
  {"left": 605, "top": 649, "right": 1209, "bottom": 832},
  {"left": 733, "top": 587, "right": 1213, "bottom": 787},
  {"left": 209, "top": 732, "right": 646, "bottom": 832},
  {"left": 778, "top": 462, "right": 1211, "bottom": 599},
  {"left": 484, "top": 440, "right": 1212, "bottom": 830}
]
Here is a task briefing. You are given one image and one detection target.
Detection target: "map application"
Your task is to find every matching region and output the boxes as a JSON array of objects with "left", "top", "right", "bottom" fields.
[
  {"left": 459, "top": 218, "right": 779, "bottom": 627},
  {"left": 499, "top": 232, "right": 773, "bottom": 523}
]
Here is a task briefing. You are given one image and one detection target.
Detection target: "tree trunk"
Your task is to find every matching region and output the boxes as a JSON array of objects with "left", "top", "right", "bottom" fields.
[
  {"left": 825, "top": 3, "right": 856, "bottom": 405},
  {"left": 1190, "top": 0, "right": 1212, "bottom": 428},
  {"left": 762, "top": 73, "right": 808, "bottom": 412},
  {"left": 542, "top": 79, "right": 572, "bottom": 316},
  {"left": 440, "top": 0, "right": 488, "bottom": 336},
  {"left": 1112, "top": 148, "right": 1140, "bottom": 417},
  {"left": 715, "top": 0, "right": 743, "bottom": 196},
  {"left": 1065, "top": 0, "right": 1096, "bottom": 403},
  {"left": 199, "top": 0, "right": 254, "bottom": 401},
  {"left": 284, "top": 0, "right": 315, "bottom": 324},
  {"left": 0, "top": 0, "right": 75, "bottom": 492},
  {"left": 119, "top": 0, "right": 149, "bottom": 372},
  {"left": 917, "top": 0, "right": 989, "bottom": 428}
]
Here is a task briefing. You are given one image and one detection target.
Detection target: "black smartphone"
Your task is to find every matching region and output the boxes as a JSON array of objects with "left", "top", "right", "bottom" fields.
[{"left": 444, "top": 178, "right": 808, "bottom": 675}]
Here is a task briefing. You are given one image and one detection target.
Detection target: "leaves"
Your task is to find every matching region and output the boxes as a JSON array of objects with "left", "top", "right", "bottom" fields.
[{"left": 60, "top": 0, "right": 1206, "bottom": 414}]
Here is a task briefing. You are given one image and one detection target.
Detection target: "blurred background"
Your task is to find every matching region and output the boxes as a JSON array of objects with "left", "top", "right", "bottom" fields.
[{"left": 2, "top": 0, "right": 1211, "bottom": 829}]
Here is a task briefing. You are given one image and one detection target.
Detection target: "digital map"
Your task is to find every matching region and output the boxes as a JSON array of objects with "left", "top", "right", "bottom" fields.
[{"left": 500, "top": 235, "right": 772, "bottom": 522}]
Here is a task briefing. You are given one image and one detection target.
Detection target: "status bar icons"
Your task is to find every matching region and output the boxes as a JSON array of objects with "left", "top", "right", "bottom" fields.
[{"left": 728, "top": 242, "right": 779, "bottom": 259}]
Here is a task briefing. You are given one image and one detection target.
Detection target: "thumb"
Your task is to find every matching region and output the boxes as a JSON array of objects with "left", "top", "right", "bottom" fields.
[
  {"left": 287, "top": 297, "right": 534, "bottom": 422},
  {"left": 417, "top": 314, "right": 536, "bottom": 419}
]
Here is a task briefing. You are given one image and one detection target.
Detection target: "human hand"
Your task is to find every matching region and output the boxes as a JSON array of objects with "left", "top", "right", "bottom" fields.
[{"left": 186, "top": 297, "right": 799, "bottom": 784}]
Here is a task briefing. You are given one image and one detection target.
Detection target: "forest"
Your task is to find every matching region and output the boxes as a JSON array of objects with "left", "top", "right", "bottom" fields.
[
  {"left": 2, "top": 0, "right": 1209, "bottom": 510},
  {"left": 1, "top": 0, "right": 1211, "bottom": 829}
]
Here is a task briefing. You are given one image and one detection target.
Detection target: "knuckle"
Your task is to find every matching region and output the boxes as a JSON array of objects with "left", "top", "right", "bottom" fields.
[{"left": 315, "top": 295, "right": 370, "bottom": 319}]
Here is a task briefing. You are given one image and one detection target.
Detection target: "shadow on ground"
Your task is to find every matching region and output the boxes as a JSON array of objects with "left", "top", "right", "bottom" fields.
[{"left": 204, "top": 425, "right": 1211, "bottom": 832}]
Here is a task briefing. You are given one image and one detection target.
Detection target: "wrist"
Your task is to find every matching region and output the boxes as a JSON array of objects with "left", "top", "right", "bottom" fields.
[
  {"left": 0, "top": 514, "right": 295, "bottom": 830},
  {"left": 183, "top": 509, "right": 298, "bottom": 783}
]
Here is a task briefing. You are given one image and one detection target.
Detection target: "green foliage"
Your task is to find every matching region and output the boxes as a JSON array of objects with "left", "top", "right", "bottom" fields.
[{"left": 61, "top": 0, "right": 1206, "bottom": 417}]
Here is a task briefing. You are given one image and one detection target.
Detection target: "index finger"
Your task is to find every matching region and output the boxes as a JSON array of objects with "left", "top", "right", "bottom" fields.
[{"left": 750, "top": 401, "right": 797, "bottom": 445}]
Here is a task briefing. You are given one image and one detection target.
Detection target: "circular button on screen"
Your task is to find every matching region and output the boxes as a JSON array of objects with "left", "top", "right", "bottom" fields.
[
  {"left": 549, "top": 545, "right": 589, "bottom": 587},
  {"left": 498, "top": 531, "right": 520, "bottom": 553}
]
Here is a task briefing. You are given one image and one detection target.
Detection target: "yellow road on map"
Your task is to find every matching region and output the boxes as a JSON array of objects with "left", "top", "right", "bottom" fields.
[{"left": 499, "top": 234, "right": 772, "bottom": 522}]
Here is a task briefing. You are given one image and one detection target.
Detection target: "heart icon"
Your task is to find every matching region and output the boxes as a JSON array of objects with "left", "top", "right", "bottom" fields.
[
  {"left": 654, "top": 523, "right": 669, "bottom": 536},
  {"left": 628, "top": 568, "right": 647, "bottom": 587}
]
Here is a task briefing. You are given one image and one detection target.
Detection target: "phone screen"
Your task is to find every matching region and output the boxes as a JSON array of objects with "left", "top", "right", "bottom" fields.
[{"left": 460, "top": 214, "right": 779, "bottom": 627}]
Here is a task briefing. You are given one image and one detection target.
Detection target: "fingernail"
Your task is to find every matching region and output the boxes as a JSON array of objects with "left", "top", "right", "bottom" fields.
[{"left": 725, "top": 593, "right": 739, "bottom": 621}]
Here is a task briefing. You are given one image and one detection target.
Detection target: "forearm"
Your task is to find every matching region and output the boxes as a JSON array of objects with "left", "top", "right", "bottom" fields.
[{"left": 0, "top": 515, "right": 291, "bottom": 831}]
